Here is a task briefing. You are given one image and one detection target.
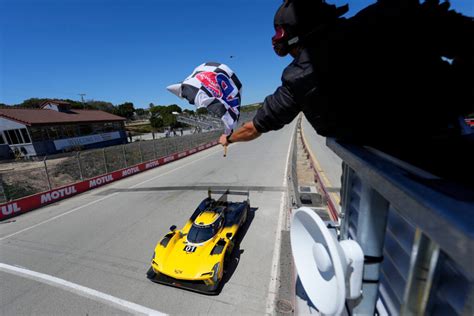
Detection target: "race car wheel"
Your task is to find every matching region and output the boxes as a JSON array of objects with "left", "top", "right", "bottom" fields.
[
  {"left": 224, "top": 249, "right": 230, "bottom": 265},
  {"left": 224, "top": 244, "right": 233, "bottom": 268},
  {"left": 224, "top": 252, "right": 231, "bottom": 273}
]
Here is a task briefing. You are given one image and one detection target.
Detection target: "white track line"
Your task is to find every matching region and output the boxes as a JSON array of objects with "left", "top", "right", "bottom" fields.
[
  {"left": 0, "top": 147, "right": 221, "bottom": 241},
  {"left": 0, "top": 263, "right": 165, "bottom": 316},
  {"left": 265, "top": 128, "right": 294, "bottom": 315}
]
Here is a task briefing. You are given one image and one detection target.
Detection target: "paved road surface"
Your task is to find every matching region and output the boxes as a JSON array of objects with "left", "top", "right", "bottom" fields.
[{"left": 1, "top": 122, "right": 295, "bottom": 315}]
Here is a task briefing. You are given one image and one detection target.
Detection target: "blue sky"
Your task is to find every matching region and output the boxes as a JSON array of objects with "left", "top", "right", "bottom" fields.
[{"left": 1, "top": 0, "right": 472, "bottom": 110}]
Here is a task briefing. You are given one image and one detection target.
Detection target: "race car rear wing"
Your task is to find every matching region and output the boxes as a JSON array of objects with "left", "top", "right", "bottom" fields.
[{"left": 207, "top": 189, "right": 250, "bottom": 203}]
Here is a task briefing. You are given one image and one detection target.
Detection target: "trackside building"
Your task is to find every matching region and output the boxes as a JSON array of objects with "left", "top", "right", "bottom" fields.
[{"left": 0, "top": 100, "right": 127, "bottom": 159}]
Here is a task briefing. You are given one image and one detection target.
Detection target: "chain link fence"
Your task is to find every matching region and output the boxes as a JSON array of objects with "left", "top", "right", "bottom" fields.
[{"left": 0, "top": 130, "right": 221, "bottom": 202}]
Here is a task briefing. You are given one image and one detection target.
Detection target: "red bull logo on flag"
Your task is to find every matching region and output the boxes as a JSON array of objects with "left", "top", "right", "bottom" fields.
[{"left": 196, "top": 72, "right": 221, "bottom": 98}]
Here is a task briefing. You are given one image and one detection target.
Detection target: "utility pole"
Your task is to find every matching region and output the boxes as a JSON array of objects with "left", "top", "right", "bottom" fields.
[{"left": 78, "top": 93, "right": 86, "bottom": 109}]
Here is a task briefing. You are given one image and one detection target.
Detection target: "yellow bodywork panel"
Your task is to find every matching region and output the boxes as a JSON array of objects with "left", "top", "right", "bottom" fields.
[
  {"left": 151, "top": 208, "right": 243, "bottom": 283},
  {"left": 194, "top": 210, "right": 221, "bottom": 226}
]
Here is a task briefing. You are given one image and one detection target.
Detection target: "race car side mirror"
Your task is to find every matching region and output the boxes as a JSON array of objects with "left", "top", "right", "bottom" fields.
[
  {"left": 226, "top": 232, "right": 233, "bottom": 239},
  {"left": 170, "top": 225, "right": 177, "bottom": 232}
]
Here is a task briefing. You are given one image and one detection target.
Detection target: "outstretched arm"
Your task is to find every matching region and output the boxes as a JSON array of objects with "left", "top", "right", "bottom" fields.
[
  {"left": 219, "top": 62, "right": 309, "bottom": 147},
  {"left": 219, "top": 121, "right": 261, "bottom": 146}
]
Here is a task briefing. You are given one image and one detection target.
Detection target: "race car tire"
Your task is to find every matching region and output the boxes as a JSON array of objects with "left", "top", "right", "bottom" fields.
[{"left": 224, "top": 252, "right": 231, "bottom": 273}]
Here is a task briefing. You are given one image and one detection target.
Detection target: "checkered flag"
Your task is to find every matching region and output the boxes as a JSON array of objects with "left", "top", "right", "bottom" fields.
[{"left": 167, "top": 62, "right": 242, "bottom": 134}]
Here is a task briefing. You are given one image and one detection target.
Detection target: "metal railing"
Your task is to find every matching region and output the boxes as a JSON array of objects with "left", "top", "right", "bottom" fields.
[
  {"left": 327, "top": 139, "right": 473, "bottom": 315},
  {"left": 0, "top": 130, "right": 221, "bottom": 202}
]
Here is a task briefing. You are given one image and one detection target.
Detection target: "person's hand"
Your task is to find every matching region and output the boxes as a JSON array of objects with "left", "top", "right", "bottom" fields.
[{"left": 219, "top": 134, "right": 229, "bottom": 146}]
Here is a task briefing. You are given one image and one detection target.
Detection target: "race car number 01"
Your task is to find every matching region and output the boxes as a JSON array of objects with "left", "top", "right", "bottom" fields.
[{"left": 184, "top": 245, "right": 197, "bottom": 253}]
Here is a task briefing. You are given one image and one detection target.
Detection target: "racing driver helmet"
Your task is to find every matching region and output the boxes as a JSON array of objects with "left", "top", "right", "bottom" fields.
[{"left": 272, "top": 0, "right": 349, "bottom": 57}]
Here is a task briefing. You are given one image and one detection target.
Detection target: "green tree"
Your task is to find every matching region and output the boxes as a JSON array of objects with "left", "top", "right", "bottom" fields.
[
  {"left": 162, "top": 112, "right": 178, "bottom": 127},
  {"left": 17, "top": 98, "right": 85, "bottom": 109},
  {"left": 167, "top": 104, "right": 182, "bottom": 114},
  {"left": 196, "top": 108, "right": 208, "bottom": 115},
  {"left": 135, "top": 108, "right": 148, "bottom": 116},
  {"left": 18, "top": 98, "right": 49, "bottom": 108},
  {"left": 240, "top": 103, "right": 263, "bottom": 112},
  {"left": 148, "top": 103, "right": 184, "bottom": 128},
  {"left": 113, "top": 102, "right": 135, "bottom": 119},
  {"left": 149, "top": 104, "right": 182, "bottom": 116},
  {"left": 87, "top": 100, "right": 114, "bottom": 112},
  {"left": 150, "top": 116, "right": 164, "bottom": 128},
  {"left": 64, "top": 99, "right": 88, "bottom": 109}
]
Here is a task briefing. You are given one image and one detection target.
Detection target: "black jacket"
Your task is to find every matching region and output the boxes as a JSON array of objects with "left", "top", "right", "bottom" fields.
[
  {"left": 254, "top": 2, "right": 473, "bottom": 144},
  {"left": 253, "top": 49, "right": 315, "bottom": 134},
  {"left": 252, "top": 1, "right": 474, "bottom": 184}
]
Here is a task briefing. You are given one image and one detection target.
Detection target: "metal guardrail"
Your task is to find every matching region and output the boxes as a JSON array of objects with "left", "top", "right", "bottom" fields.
[
  {"left": 0, "top": 130, "right": 221, "bottom": 202},
  {"left": 327, "top": 138, "right": 473, "bottom": 315}
]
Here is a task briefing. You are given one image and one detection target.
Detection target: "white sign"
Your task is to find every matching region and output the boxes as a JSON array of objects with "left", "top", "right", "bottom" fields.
[
  {"left": 122, "top": 166, "right": 140, "bottom": 177},
  {"left": 145, "top": 161, "right": 160, "bottom": 169},
  {"left": 54, "top": 132, "right": 121, "bottom": 150},
  {"left": 41, "top": 186, "right": 77, "bottom": 204},
  {"left": 89, "top": 175, "right": 114, "bottom": 188},
  {"left": 1, "top": 203, "right": 21, "bottom": 216}
]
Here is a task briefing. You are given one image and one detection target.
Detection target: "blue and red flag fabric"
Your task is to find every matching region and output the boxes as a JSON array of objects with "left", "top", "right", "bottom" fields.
[{"left": 167, "top": 62, "right": 242, "bottom": 135}]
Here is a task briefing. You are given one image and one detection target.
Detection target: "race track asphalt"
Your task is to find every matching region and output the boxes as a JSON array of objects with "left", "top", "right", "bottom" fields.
[{"left": 1, "top": 121, "right": 295, "bottom": 315}]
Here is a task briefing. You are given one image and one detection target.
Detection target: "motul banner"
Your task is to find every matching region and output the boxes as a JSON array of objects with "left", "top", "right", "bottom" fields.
[{"left": 0, "top": 140, "right": 218, "bottom": 221}]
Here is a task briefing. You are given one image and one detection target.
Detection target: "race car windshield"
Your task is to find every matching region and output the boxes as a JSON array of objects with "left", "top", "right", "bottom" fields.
[{"left": 188, "top": 224, "right": 216, "bottom": 243}]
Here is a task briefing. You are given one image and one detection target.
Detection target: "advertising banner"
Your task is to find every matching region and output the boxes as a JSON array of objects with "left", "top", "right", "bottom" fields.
[{"left": 54, "top": 131, "right": 121, "bottom": 150}]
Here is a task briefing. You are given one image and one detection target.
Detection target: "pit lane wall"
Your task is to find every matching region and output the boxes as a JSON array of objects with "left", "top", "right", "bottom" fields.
[
  {"left": 0, "top": 141, "right": 218, "bottom": 221},
  {"left": 299, "top": 123, "right": 339, "bottom": 221}
]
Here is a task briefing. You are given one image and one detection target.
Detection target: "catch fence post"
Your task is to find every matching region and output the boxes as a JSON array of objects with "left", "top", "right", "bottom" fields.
[
  {"left": 0, "top": 174, "right": 8, "bottom": 202},
  {"left": 122, "top": 145, "right": 128, "bottom": 167},
  {"left": 103, "top": 148, "right": 108, "bottom": 173},
  {"left": 153, "top": 139, "right": 157, "bottom": 159},
  {"left": 43, "top": 156, "right": 52, "bottom": 190},
  {"left": 138, "top": 142, "right": 144, "bottom": 162},
  {"left": 76, "top": 152, "right": 83, "bottom": 180},
  {"left": 165, "top": 140, "right": 170, "bottom": 156}
]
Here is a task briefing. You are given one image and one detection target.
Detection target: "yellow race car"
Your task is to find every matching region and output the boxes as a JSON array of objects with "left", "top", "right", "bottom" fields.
[{"left": 147, "top": 190, "right": 250, "bottom": 293}]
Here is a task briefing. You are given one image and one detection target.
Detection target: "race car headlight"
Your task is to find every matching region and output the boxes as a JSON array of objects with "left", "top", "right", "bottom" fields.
[{"left": 212, "top": 262, "right": 220, "bottom": 283}]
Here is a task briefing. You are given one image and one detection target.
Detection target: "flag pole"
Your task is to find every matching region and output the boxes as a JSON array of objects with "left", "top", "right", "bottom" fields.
[{"left": 223, "top": 145, "right": 228, "bottom": 157}]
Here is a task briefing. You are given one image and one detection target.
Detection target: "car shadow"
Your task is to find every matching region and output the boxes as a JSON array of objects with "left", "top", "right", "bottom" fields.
[{"left": 216, "top": 206, "right": 258, "bottom": 294}]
